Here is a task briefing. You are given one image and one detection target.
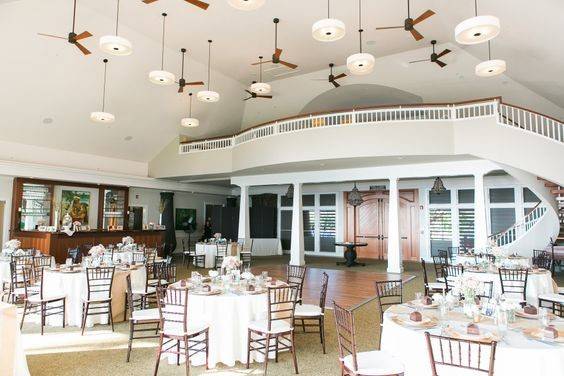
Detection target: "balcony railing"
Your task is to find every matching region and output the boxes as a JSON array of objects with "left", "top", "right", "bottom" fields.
[
  {"left": 179, "top": 98, "right": 564, "bottom": 154},
  {"left": 488, "top": 203, "right": 547, "bottom": 247}
]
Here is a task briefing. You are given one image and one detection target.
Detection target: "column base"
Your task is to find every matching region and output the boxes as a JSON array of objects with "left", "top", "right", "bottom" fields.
[{"left": 386, "top": 266, "right": 404, "bottom": 274}]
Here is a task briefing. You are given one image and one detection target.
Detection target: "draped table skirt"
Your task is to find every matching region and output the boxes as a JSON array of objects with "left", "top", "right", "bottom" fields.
[{"left": 0, "top": 302, "right": 30, "bottom": 376}]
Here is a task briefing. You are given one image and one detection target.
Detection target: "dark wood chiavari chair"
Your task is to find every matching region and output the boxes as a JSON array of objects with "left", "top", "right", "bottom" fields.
[
  {"left": 421, "top": 259, "right": 446, "bottom": 296},
  {"left": 424, "top": 332, "right": 497, "bottom": 375},
  {"left": 286, "top": 264, "right": 307, "bottom": 304},
  {"left": 67, "top": 247, "right": 81, "bottom": 264},
  {"left": 125, "top": 275, "right": 160, "bottom": 362},
  {"left": 538, "top": 294, "right": 564, "bottom": 318},
  {"left": 431, "top": 255, "right": 448, "bottom": 282},
  {"left": 7, "top": 261, "right": 35, "bottom": 304},
  {"left": 123, "top": 263, "right": 158, "bottom": 321},
  {"left": 81, "top": 266, "right": 115, "bottom": 335},
  {"left": 153, "top": 287, "right": 209, "bottom": 376},
  {"left": 443, "top": 264, "right": 464, "bottom": 293},
  {"left": 374, "top": 280, "right": 403, "bottom": 323},
  {"left": 477, "top": 281, "right": 494, "bottom": 300},
  {"left": 498, "top": 268, "right": 528, "bottom": 303},
  {"left": 532, "top": 249, "right": 548, "bottom": 259},
  {"left": 240, "top": 251, "right": 252, "bottom": 269},
  {"left": 293, "top": 272, "right": 329, "bottom": 353},
  {"left": 532, "top": 253, "right": 553, "bottom": 273},
  {"left": 20, "top": 266, "right": 66, "bottom": 335},
  {"left": 333, "top": 301, "right": 404, "bottom": 376},
  {"left": 247, "top": 285, "right": 299, "bottom": 374},
  {"left": 482, "top": 253, "right": 496, "bottom": 264},
  {"left": 181, "top": 238, "right": 193, "bottom": 266},
  {"left": 214, "top": 243, "right": 228, "bottom": 269}
]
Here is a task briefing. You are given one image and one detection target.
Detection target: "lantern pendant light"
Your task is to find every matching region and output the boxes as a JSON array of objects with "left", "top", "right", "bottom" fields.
[
  {"left": 312, "top": 0, "right": 346, "bottom": 42},
  {"left": 227, "top": 0, "right": 265, "bottom": 11},
  {"left": 149, "top": 13, "right": 175, "bottom": 85},
  {"left": 431, "top": 177, "right": 446, "bottom": 195},
  {"left": 250, "top": 56, "right": 271, "bottom": 94},
  {"left": 346, "top": 0, "right": 375, "bottom": 75},
  {"left": 475, "top": 40, "right": 506, "bottom": 77},
  {"left": 197, "top": 40, "right": 220, "bottom": 102},
  {"left": 455, "top": 0, "right": 500, "bottom": 45},
  {"left": 90, "top": 59, "right": 115, "bottom": 123},
  {"left": 181, "top": 93, "right": 200, "bottom": 128},
  {"left": 347, "top": 183, "right": 364, "bottom": 207},
  {"left": 99, "top": 0, "right": 132, "bottom": 56}
]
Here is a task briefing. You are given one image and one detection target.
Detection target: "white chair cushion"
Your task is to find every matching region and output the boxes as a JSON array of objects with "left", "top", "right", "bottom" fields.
[
  {"left": 163, "top": 321, "right": 208, "bottom": 336},
  {"left": 148, "top": 279, "right": 168, "bottom": 286},
  {"left": 28, "top": 294, "right": 65, "bottom": 303},
  {"left": 558, "top": 286, "right": 564, "bottom": 295},
  {"left": 294, "top": 304, "right": 323, "bottom": 317},
  {"left": 435, "top": 277, "right": 446, "bottom": 283},
  {"left": 539, "top": 293, "right": 564, "bottom": 304},
  {"left": 343, "top": 350, "right": 405, "bottom": 375},
  {"left": 132, "top": 286, "right": 156, "bottom": 295},
  {"left": 248, "top": 319, "right": 293, "bottom": 334},
  {"left": 132, "top": 308, "right": 160, "bottom": 322},
  {"left": 427, "top": 282, "right": 446, "bottom": 290}
]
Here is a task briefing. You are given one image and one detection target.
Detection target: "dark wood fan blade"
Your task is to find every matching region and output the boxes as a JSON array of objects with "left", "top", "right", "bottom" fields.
[
  {"left": 257, "top": 95, "right": 273, "bottom": 99},
  {"left": 334, "top": 73, "right": 347, "bottom": 80},
  {"left": 186, "top": 81, "right": 205, "bottom": 86},
  {"left": 243, "top": 97, "right": 252, "bottom": 101},
  {"left": 409, "top": 28, "right": 424, "bottom": 41},
  {"left": 143, "top": 0, "right": 159, "bottom": 3},
  {"left": 274, "top": 48, "right": 283, "bottom": 59},
  {"left": 75, "top": 42, "right": 91, "bottom": 55},
  {"left": 252, "top": 60, "right": 272, "bottom": 66},
  {"left": 185, "top": 0, "right": 209, "bottom": 10},
  {"left": 435, "top": 60, "right": 447, "bottom": 68},
  {"left": 436, "top": 49, "right": 451, "bottom": 59},
  {"left": 413, "top": 10, "right": 435, "bottom": 25},
  {"left": 75, "top": 31, "right": 92, "bottom": 41},
  {"left": 332, "top": 81, "right": 340, "bottom": 88},
  {"left": 409, "top": 58, "right": 430, "bottom": 64},
  {"left": 244, "top": 89, "right": 253, "bottom": 95},
  {"left": 279, "top": 60, "right": 298, "bottom": 69},
  {"left": 37, "top": 33, "right": 67, "bottom": 40},
  {"left": 375, "top": 26, "right": 404, "bottom": 30}
]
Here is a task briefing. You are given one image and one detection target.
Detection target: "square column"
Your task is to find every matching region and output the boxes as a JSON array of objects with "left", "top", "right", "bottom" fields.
[
  {"left": 290, "top": 183, "right": 305, "bottom": 266},
  {"left": 387, "top": 178, "right": 403, "bottom": 273},
  {"left": 474, "top": 173, "right": 488, "bottom": 249},
  {"left": 237, "top": 185, "right": 250, "bottom": 242}
]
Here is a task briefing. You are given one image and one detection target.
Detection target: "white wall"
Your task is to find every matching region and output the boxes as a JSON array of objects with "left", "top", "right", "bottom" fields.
[{"left": 0, "top": 175, "right": 14, "bottom": 243}]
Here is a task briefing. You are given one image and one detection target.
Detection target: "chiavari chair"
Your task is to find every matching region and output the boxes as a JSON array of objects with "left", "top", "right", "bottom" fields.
[
  {"left": 443, "top": 265, "right": 464, "bottom": 293},
  {"left": 125, "top": 275, "right": 160, "bottom": 362},
  {"left": 532, "top": 249, "right": 548, "bottom": 259},
  {"left": 32, "top": 255, "right": 53, "bottom": 289},
  {"left": 294, "top": 272, "right": 329, "bottom": 353},
  {"left": 532, "top": 253, "right": 553, "bottom": 273},
  {"left": 134, "top": 251, "right": 147, "bottom": 265},
  {"left": 67, "top": 247, "right": 81, "bottom": 264},
  {"left": 214, "top": 243, "right": 228, "bottom": 269},
  {"left": 375, "top": 280, "right": 403, "bottom": 322},
  {"left": 421, "top": 259, "right": 446, "bottom": 296},
  {"left": 538, "top": 294, "right": 564, "bottom": 318},
  {"left": 153, "top": 287, "right": 209, "bottom": 376},
  {"left": 286, "top": 264, "right": 307, "bottom": 304},
  {"left": 7, "top": 261, "right": 35, "bottom": 304},
  {"left": 498, "top": 268, "right": 528, "bottom": 304},
  {"left": 424, "top": 332, "right": 497, "bottom": 375},
  {"left": 477, "top": 281, "right": 494, "bottom": 300},
  {"left": 81, "top": 266, "right": 115, "bottom": 335},
  {"left": 333, "top": 301, "right": 404, "bottom": 376},
  {"left": 20, "top": 266, "right": 66, "bottom": 335},
  {"left": 241, "top": 251, "right": 252, "bottom": 269},
  {"left": 124, "top": 263, "right": 158, "bottom": 321},
  {"left": 431, "top": 255, "right": 448, "bottom": 283},
  {"left": 181, "top": 238, "right": 192, "bottom": 266},
  {"left": 482, "top": 253, "right": 496, "bottom": 264},
  {"left": 247, "top": 285, "right": 299, "bottom": 374}
]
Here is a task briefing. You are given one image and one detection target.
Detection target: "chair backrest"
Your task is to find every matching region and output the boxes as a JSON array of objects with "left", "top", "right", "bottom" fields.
[
  {"left": 11, "top": 254, "right": 34, "bottom": 268},
  {"left": 33, "top": 255, "right": 51, "bottom": 283},
  {"left": 483, "top": 253, "right": 496, "bottom": 263},
  {"left": 498, "top": 268, "right": 528, "bottom": 301},
  {"left": 9, "top": 261, "right": 30, "bottom": 299},
  {"left": 240, "top": 252, "right": 252, "bottom": 268},
  {"left": 443, "top": 264, "right": 464, "bottom": 291},
  {"left": 424, "top": 332, "right": 497, "bottom": 375},
  {"left": 238, "top": 238, "right": 254, "bottom": 253},
  {"left": 532, "top": 254, "right": 553, "bottom": 271},
  {"left": 181, "top": 238, "right": 187, "bottom": 252},
  {"left": 161, "top": 263, "right": 177, "bottom": 284},
  {"left": 267, "top": 285, "right": 298, "bottom": 331},
  {"left": 286, "top": 264, "right": 307, "bottom": 298},
  {"left": 156, "top": 286, "right": 189, "bottom": 337},
  {"left": 133, "top": 251, "right": 146, "bottom": 265},
  {"left": 333, "top": 301, "right": 359, "bottom": 373},
  {"left": 20, "top": 266, "right": 38, "bottom": 299},
  {"left": 85, "top": 266, "right": 115, "bottom": 301},
  {"left": 318, "top": 272, "right": 329, "bottom": 313},
  {"left": 125, "top": 274, "right": 143, "bottom": 319},
  {"left": 532, "top": 249, "right": 548, "bottom": 259},
  {"left": 477, "top": 281, "right": 494, "bottom": 300},
  {"left": 432, "top": 255, "right": 448, "bottom": 279},
  {"left": 375, "top": 280, "right": 403, "bottom": 320},
  {"left": 217, "top": 243, "right": 228, "bottom": 257},
  {"left": 67, "top": 247, "right": 81, "bottom": 263},
  {"left": 420, "top": 258, "right": 432, "bottom": 294}
]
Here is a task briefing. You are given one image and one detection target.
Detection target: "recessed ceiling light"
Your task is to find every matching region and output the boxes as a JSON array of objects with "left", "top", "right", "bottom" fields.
[
  {"left": 124, "top": 136, "right": 133, "bottom": 141},
  {"left": 41, "top": 117, "right": 53, "bottom": 125}
]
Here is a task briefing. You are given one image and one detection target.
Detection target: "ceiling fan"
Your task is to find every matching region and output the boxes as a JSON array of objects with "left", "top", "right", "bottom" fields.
[
  {"left": 244, "top": 83, "right": 273, "bottom": 101},
  {"left": 312, "top": 63, "right": 347, "bottom": 88},
  {"left": 177, "top": 48, "right": 204, "bottom": 93},
  {"left": 252, "top": 18, "right": 298, "bottom": 70},
  {"left": 375, "top": 0, "right": 435, "bottom": 41},
  {"left": 142, "top": 0, "right": 209, "bottom": 11},
  {"left": 38, "top": 0, "right": 92, "bottom": 55},
  {"left": 409, "top": 40, "right": 451, "bottom": 68}
]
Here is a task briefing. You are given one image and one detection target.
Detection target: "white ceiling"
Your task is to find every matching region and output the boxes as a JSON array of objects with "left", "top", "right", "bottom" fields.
[{"left": 0, "top": 0, "right": 563, "bottom": 164}]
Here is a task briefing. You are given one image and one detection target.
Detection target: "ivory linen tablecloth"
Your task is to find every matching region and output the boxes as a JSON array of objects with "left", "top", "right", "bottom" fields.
[
  {"left": 381, "top": 304, "right": 564, "bottom": 376},
  {"left": 0, "top": 256, "right": 55, "bottom": 283},
  {"left": 195, "top": 243, "right": 233, "bottom": 268},
  {"left": 0, "top": 302, "right": 30, "bottom": 376}
]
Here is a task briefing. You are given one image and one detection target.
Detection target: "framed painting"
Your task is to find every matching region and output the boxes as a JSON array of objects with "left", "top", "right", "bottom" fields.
[
  {"left": 61, "top": 190, "right": 90, "bottom": 225},
  {"left": 175, "top": 208, "right": 197, "bottom": 231}
]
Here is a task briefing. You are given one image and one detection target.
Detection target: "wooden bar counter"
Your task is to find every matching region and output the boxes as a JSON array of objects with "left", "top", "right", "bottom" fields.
[{"left": 11, "top": 229, "right": 165, "bottom": 263}]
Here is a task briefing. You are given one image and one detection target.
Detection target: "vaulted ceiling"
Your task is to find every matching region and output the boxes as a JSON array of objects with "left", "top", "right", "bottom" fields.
[{"left": 0, "top": 0, "right": 562, "bottom": 163}]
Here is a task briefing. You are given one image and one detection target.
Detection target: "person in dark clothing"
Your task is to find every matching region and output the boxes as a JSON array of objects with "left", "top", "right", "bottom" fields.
[{"left": 202, "top": 217, "right": 213, "bottom": 241}]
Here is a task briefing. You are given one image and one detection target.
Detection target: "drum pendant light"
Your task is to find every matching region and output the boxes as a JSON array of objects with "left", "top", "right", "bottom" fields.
[
  {"left": 149, "top": 13, "right": 175, "bottom": 85},
  {"left": 197, "top": 40, "right": 220, "bottom": 102},
  {"left": 250, "top": 56, "right": 271, "bottom": 94},
  {"left": 90, "top": 59, "right": 115, "bottom": 123},
  {"left": 475, "top": 40, "right": 506, "bottom": 77},
  {"left": 181, "top": 93, "right": 200, "bottom": 128},
  {"left": 455, "top": 0, "right": 500, "bottom": 45},
  {"left": 227, "top": 0, "right": 265, "bottom": 11},
  {"left": 347, "top": 0, "right": 375, "bottom": 75},
  {"left": 99, "top": 0, "right": 132, "bottom": 56},
  {"left": 312, "top": 0, "right": 346, "bottom": 42}
]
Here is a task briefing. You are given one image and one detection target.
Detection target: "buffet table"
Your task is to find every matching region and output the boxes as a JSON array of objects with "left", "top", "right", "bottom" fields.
[
  {"left": 381, "top": 304, "right": 564, "bottom": 376},
  {"left": 0, "top": 302, "right": 30, "bottom": 376}
]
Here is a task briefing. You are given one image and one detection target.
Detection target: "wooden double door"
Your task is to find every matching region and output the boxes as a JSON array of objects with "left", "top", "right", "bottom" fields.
[{"left": 345, "top": 190, "right": 420, "bottom": 261}]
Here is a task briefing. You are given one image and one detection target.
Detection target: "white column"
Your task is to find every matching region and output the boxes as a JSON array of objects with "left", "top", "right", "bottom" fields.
[
  {"left": 237, "top": 185, "right": 250, "bottom": 242},
  {"left": 387, "top": 178, "right": 403, "bottom": 273},
  {"left": 474, "top": 173, "right": 488, "bottom": 249},
  {"left": 290, "top": 183, "right": 305, "bottom": 266}
]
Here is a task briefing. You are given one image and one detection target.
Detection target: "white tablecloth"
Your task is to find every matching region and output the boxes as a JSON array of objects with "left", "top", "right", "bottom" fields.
[
  {"left": 455, "top": 255, "right": 531, "bottom": 268},
  {"left": 464, "top": 270, "right": 554, "bottom": 305},
  {"left": 381, "top": 305, "right": 564, "bottom": 376},
  {"left": 195, "top": 244, "right": 233, "bottom": 269},
  {"left": 0, "top": 256, "right": 55, "bottom": 283},
  {"left": 249, "top": 239, "right": 283, "bottom": 256},
  {"left": 37, "top": 266, "right": 146, "bottom": 327},
  {"left": 0, "top": 302, "right": 30, "bottom": 376}
]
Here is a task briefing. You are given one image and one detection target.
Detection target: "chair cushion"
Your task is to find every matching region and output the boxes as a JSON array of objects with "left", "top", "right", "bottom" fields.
[
  {"left": 558, "top": 286, "right": 564, "bottom": 295},
  {"left": 28, "top": 294, "right": 65, "bottom": 303},
  {"left": 132, "top": 308, "right": 160, "bottom": 322},
  {"left": 132, "top": 286, "right": 157, "bottom": 295},
  {"left": 162, "top": 321, "right": 208, "bottom": 336},
  {"left": 343, "top": 350, "right": 405, "bottom": 375},
  {"left": 248, "top": 319, "right": 293, "bottom": 334},
  {"left": 427, "top": 282, "right": 446, "bottom": 290},
  {"left": 539, "top": 293, "right": 564, "bottom": 304},
  {"left": 148, "top": 279, "right": 168, "bottom": 286},
  {"left": 435, "top": 277, "right": 446, "bottom": 283},
  {"left": 294, "top": 304, "right": 323, "bottom": 317}
]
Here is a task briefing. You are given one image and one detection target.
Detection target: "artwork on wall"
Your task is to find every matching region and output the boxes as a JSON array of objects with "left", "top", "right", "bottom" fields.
[
  {"left": 175, "top": 208, "right": 197, "bottom": 231},
  {"left": 61, "top": 190, "right": 90, "bottom": 225}
]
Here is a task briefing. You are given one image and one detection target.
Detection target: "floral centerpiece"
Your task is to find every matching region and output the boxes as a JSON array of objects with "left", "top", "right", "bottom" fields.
[
  {"left": 213, "top": 233, "right": 222, "bottom": 241},
  {"left": 3, "top": 239, "right": 21, "bottom": 255},
  {"left": 221, "top": 256, "right": 241, "bottom": 272},
  {"left": 453, "top": 275, "right": 485, "bottom": 317},
  {"left": 122, "top": 236, "right": 134, "bottom": 246},
  {"left": 88, "top": 244, "right": 106, "bottom": 258}
]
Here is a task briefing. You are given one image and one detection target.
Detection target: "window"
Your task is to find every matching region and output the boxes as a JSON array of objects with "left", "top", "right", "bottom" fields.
[
  {"left": 320, "top": 194, "right": 336, "bottom": 206},
  {"left": 303, "top": 210, "right": 315, "bottom": 251},
  {"left": 281, "top": 195, "right": 292, "bottom": 207},
  {"left": 429, "top": 190, "right": 451, "bottom": 204},
  {"left": 523, "top": 188, "right": 540, "bottom": 203},
  {"left": 429, "top": 208, "right": 452, "bottom": 256},
  {"left": 458, "top": 209, "right": 475, "bottom": 249},
  {"left": 302, "top": 194, "right": 315, "bottom": 207},
  {"left": 280, "top": 210, "right": 292, "bottom": 250},
  {"left": 489, "top": 188, "right": 515, "bottom": 203},
  {"left": 490, "top": 208, "right": 516, "bottom": 234},
  {"left": 319, "top": 210, "right": 336, "bottom": 252},
  {"left": 458, "top": 189, "right": 475, "bottom": 204}
]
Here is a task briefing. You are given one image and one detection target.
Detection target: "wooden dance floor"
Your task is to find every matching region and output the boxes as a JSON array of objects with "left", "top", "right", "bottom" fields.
[{"left": 251, "top": 265, "right": 416, "bottom": 309}]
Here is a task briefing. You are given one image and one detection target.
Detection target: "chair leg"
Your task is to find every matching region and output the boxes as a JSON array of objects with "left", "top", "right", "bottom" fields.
[
  {"left": 123, "top": 293, "right": 128, "bottom": 321},
  {"left": 264, "top": 334, "right": 271, "bottom": 375},
  {"left": 246, "top": 329, "right": 252, "bottom": 369},
  {"left": 109, "top": 301, "right": 115, "bottom": 332},
  {"left": 176, "top": 340, "right": 180, "bottom": 365},
  {"left": 184, "top": 336, "right": 190, "bottom": 376},
  {"left": 153, "top": 334, "right": 163, "bottom": 376},
  {"left": 205, "top": 329, "right": 209, "bottom": 370},
  {"left": 20, "top": 301, "right": 28, "bottom": 330},
  {"left": 320, "top": 317, "right": 326, "bottom": 354},
  {"left": 290, "top": 330, "right": 299, "bottom": 374},
  {"left": 126, "top": 321, "right": 134, "bottom": 362},
  {"left": 275, "top": 335, "right": 279, "bottom": 363},
  {"left": 62, "top": 299, "right": 66, "bottom": 328},
  {"left": 301, "top": 318, "right": 306, "bottom": 333},
  {"left": 41, "top": 302, "right": 46, "bottom": 335},
  {"left": 81, "top": 302, "right": 89, "bottom": 336}
]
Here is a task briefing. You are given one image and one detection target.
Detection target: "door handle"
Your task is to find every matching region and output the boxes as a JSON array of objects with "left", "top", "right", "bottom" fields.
[{"left": 401, "top": 236, "right": 408, "bottom": 240}]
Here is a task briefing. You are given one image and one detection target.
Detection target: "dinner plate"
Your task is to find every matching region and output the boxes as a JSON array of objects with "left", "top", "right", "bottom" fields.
[
  {"left": 391, "top": 314, "right": 437, "bottom": 328},
  {"left": 444, "top": 324, "right": 500, "bottom": 343},
  {"left": 190, "top": 288, "right": 222, "bottom": 296},
  {"left": 406, "top": 299, "right": 440, "bottom": 309},
  {"left": 522, "top": 326, "right": 564, "bottom": 343}
]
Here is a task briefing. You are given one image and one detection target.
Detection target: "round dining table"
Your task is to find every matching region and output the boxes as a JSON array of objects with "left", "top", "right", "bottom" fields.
[
  {"left": 194, "top": 243, "right": 234, "bottom": 269},
  {"left": 0, "top": 255, "right": 55, "bottom": 283},
  {"left": 381, "top": 304, "right": 564, "bottom": 376}
]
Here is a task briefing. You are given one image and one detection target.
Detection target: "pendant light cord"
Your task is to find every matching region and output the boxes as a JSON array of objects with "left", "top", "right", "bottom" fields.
[
  {"left": 160, "top": 13, "right": 167, "bottom": 70},
  {"left": 407, "top": 0, "right": 410, "bottom": 18},
  {"left": 115, "top": 0, "right": 120, "bottom": 36},
  {"left": 274, "top": 22, "right": 278, "bottom": 50},
  {"left": 101, "top": 59, "right": 108, "bottom": 112},
  {"left": 327, "top": 0, "right": 330, "bottom": 18},
  {"left": 488, "top": 40, "right": 491, "bottom": 60},
  {"left": 207, "top": 40, "right": 212, "bottom": 90},
  {"left": 474, "top": 0, "right": 478, "bottom": 16},
  {"left": 181, "top": 49, "right": 185, "bottom": 78},
  {"left": 188, "top": 93, "right": 192, "bottom": 117},
  {"left": 258, "top": 57, "right": 263, "bottom": 82},
  {"left": 358, "top": 0, "right": 363, "bottom": 53},
  {"left": 72, "top": 0, "right": 77, "bottom": 33}
]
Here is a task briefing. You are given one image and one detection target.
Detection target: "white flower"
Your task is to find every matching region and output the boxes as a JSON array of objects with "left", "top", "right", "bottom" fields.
[
  {"left": 213, "top": 233, "right": 222, "bottom": 240},
  {"left": 4, "top": 239, "right": 21, "bottom": 251},
  {"left": 221, "top": 256, "right": 241, "bottom": 270},
  {"left": 122, "top": 236, "right": 134, "bottom": 246},
  {"left": 88, "top": 244, "right": 106, "bottom": 258}
]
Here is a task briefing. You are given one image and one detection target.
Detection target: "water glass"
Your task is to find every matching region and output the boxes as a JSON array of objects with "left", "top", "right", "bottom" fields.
[
  {"left": 539, "top": 307, "right": 550, "bottom": 327},
  {"left": 261, "top": 271, "right": 269, "bottom": 280},
  {"left": 415, "top": 292, "right": 423, "bottom": 301},
  {"left": 65, "top": 258, "right": 73, "bottom": 266}
]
